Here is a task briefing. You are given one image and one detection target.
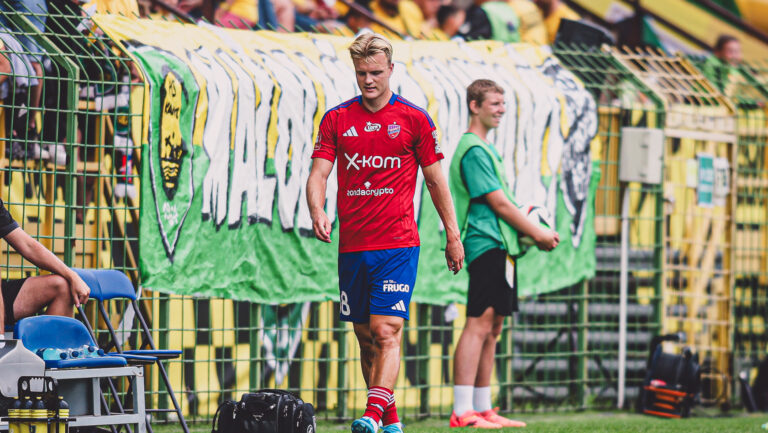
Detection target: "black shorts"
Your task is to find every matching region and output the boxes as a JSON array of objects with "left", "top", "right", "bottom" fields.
[
  {"left": 2, "top": 278, "right": 27, "bottom": 326},
  {"left": 467, "top": 248, "right": 517, "bottom": 317}
]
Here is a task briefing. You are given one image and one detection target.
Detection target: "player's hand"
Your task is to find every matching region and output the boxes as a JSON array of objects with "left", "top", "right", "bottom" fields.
[
  {"left": 534, "top": 228, "right": 559, "bottom": 252},
  {"left": 445, "top": 238, "right": 464, "bottom": 274},
  {"left": 311, "top": 210, "right": 332, "bottom": 243},
  {"left": 69, "top": 273, "right": 91, "bottom": 307}
]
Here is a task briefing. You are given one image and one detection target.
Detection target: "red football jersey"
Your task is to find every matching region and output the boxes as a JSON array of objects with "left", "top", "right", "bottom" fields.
[{"left": 312, "top": 93, "right": 443, "bottom": 253}]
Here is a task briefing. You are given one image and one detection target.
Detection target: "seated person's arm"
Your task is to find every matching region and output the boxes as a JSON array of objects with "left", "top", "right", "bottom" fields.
[{"left": 4, "top": 228, "right": 90, "bottom": 306}]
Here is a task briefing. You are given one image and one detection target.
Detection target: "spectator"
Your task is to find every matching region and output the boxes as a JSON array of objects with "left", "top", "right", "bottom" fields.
[
  {"left": 0, "top": 0, "right": 46, "bottom": 160},
  {"left": 176, "top": 0, "right": 203, "bottom": 18},
  {"left": 436, "top": 4, "right": 464, "bottom": 40},
  {"left": 0, "top": 198, "right": 90, "bottom": 331},
  {"left": 533, "top": 0, "right": 578, "bottom": 44},
  {"left": 0, "top": 29, "right": 44, "bottom": 161},
  {"left": 341, "top": 5, "right": 374, "bottom": 35},
  {"left": 215, "top": 0, "right": 259, "bottom": 29},
  {"left": 368, "top": 0, "right": 424, "bottom": 38},
  {"left": 458, "top": 0, "right": 520, "bottom": 42},
  {"left": 414, "top": 0, "right": 441, "bottom": 35},
  {"left": 701, "top": 34, "right": 742, "bottom": 94},
  {"left": 508, "top": 0, "right": 546, "bottom": 44},
  {"left": 293, "top": 0, "right": 340, "bottom": 31}
]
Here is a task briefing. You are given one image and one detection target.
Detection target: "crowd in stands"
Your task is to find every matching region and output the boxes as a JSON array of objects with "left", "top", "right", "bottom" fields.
[
  {"left": 0, "top": 0, "right": 748, "bottom": 205},
  {"left": 181, "top": 0, "right": 579, "bottom": 44},
  {"left": 0, "top": 0, "right": 579, "bottom": 188}
]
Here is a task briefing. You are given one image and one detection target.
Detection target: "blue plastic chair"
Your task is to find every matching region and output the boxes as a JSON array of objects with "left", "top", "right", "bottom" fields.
[
  {"left": 14, "top": 316, "right": 127, "bottom": 369},
  {"left": 74, "top": 268, "right": 188, "bottom": 433}
]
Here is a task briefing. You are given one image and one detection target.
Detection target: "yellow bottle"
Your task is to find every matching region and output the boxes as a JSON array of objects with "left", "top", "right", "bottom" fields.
[
  {"left": 19, "top": 397, "right": 32, "bottom": 433},
  {"left": 56, "top": 397, "right": 69, "bottom": 433},
  {"left": 29, "top": 397, "right": 47, "bottom": 433},
  {"left": 8, "top": 397, "right": 20, "bottom": 433}
]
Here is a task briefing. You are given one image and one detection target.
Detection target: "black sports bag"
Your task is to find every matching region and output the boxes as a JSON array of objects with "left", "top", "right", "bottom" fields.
[{"left": 212, "top": 389, "right": 316, "bottom": 433}]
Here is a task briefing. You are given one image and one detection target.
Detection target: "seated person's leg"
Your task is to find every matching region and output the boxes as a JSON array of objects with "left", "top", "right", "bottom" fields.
[
  {"left": 10, "top": 274, "right": 72, "bottom": 324},
  {"left": 1, "top": 278, "right": 25, "bottom": 328}
]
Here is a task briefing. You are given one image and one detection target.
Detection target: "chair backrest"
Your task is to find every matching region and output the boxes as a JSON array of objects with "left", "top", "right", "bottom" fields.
[
  {"left": 14, "top": 316, "right": 97, "bottom": 353},
  {"left": 73, "top": 268, "right": 136, "bottom": 301},
  {"left": 73, "top": 268, "right": 103, "bottom": 301},
  {"left": 93, "top": 270, "right": 137, "bottom": 301}
]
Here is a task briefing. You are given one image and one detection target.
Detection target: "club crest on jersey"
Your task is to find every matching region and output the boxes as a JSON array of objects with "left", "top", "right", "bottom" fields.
[
  {"left": 387, "top": 123, "right": 400, "bottom": 139},
  {"left": 364, "top": 122, "right": 381, "bottom": 132}
]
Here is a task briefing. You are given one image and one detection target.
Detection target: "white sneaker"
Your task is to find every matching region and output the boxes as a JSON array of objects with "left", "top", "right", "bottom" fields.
[{"left": 45, "top": 143, "right": 67, "bottom": 166}]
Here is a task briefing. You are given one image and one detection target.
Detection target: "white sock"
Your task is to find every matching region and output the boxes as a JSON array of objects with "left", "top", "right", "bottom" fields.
[
  {"left": 473, "top": 386, "right": 492, "bottom": 412},
  {"left": 453, "top": 385, "right": 474, "bottom": 415}
]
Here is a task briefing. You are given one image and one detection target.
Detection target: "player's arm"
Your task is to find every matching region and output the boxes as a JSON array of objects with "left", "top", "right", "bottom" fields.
[
  {"left": 4, "top": 228, "right": 90, "bottom": 305},
  {"left": 485, "top": 191, "right": 559, "bottom": 251},
  {"left": 306, "top": 158, "right": 334, "bottom": 243},
  {"left": 422, "top": 161, "right": 464, "bottom": 274}
]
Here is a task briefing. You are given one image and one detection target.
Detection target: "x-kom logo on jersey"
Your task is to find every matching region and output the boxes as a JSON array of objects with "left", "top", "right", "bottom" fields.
[{"left": 344, "top": 153, "right": 402, "bottom": 170}]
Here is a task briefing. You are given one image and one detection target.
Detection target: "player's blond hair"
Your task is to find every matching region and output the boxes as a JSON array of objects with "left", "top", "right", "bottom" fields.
[
  {"left": 467, "top": 79, "right": 504, "bottom": 111},
  {"left": 349, "top": 33, "right": 393, "bottom": 64}
]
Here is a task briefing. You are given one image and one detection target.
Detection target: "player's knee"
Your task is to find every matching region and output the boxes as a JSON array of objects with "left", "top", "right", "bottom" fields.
[
  {"left": 370, "top": 322, "right": 401, "bottom": 349},
  {"left": 50, "top": 275, "right": 70, "bottom": 301}
]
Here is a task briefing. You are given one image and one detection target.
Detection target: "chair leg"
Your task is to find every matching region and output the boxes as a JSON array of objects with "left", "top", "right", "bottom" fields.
[
  {"left": 77, "top": 306, "right": 134, "bottom": 433},
  {"left": 156, "top": 360, "right": 190, "bottom": 433},
  {"left": 132, "top": 301, "right": 189, "bottom": 433}
]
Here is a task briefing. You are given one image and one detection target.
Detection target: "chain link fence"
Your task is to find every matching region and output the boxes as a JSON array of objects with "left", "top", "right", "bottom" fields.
[{"left": 1, "top": 6, "right": 767, "bottom": 425}]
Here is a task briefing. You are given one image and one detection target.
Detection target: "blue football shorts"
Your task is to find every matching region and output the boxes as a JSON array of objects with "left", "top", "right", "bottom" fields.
[{"left": 337, "top": 246, "right": 419, "bottom": 323}]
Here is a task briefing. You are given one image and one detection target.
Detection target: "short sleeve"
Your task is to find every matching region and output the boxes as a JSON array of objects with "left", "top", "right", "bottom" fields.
[
  {"left": 0, "top": 199, "right": 19, "bottom": 238},
  {"left": 413, "top": 111, "right": 443, "bottom": 167},
  {"left": 461, "top": 147, "right": 502, "bottom": 199},
  {"left": 311, "top": 111, "right": 337, "bottom": 162}
]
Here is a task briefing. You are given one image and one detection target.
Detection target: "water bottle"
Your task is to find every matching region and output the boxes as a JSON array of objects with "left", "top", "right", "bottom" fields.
[
  {"left": 66, "top": 348, "right": 81, "bottom": 359},
  {"left": 19, "top": 396, "right": 32, "bottom": 432},
  {"left": 36, "top": 348, "right": 68, "bottom": 361},
  {"left": 8, "top": 397, "right": 21, "bottom": 433},
  {"left": 81, "top": 344, "right": 98, "bottom": 358},
  {"left": 31, "top": 396, "right": 47, "bottom": 431},
  {"left": 56, "top": 396, "right": 69, "bottom": 433}
]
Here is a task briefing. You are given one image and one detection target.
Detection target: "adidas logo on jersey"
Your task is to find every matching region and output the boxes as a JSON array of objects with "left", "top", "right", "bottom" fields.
[
  {"left": 342, "top": 126, "right": 358, "bottom": 137},
  {"left": 391, "top": 300, "right": 406, "bottom": 312}
]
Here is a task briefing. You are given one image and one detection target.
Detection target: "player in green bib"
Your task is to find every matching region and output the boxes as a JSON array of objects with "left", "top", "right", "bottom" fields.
[{"left": 448, "top": 79, "right": 559, "bottom": 429}]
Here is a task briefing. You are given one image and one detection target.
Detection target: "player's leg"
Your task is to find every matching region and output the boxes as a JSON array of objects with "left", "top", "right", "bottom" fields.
[
  {"left": 451, "top": 307, "right": 500, "bottom": 428},
  {"left": 474, "top": 250, "right": 526, "bottom": 428},
  {"left": 353, "top": 247, "right": 418, "bottom": 433},
  {"left": 450, "top": 249, "right": 507, "bottom": 428},
  {"left": 353, "top": 322, "right": 374, "bottom": 387},
  {"left": 12, "top": 274, "right": 72, "bottom": 320},
  {"left": 339, "top": 251, "right": 381, "bottom": 433}
]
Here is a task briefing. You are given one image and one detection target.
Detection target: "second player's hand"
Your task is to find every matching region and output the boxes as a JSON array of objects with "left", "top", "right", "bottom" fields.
[
  {"left": 311, "top": 210, "right": 332, "bottom": 243},
  {"left": 535, "top": 228, "right": 560, "bottom": 252},
  {"left": 445, "top": 238, "right": 465, "bottom": 274}
]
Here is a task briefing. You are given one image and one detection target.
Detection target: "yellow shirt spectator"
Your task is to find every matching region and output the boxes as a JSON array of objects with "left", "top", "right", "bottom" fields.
[
  {"left": 369, "top": 0, "right": 424, "bottom": 38},
  {"left": 543, "top": 2, "right": 578, "bottom": 44},
  {"left": 82, "top": 0, "right": 140, "bottom": 16},
  {"left": 220, "top": 0, "right": 259, "bottom": 24},
  {"left": 509, "top": 0, "right": 546, "bottom": 45}
]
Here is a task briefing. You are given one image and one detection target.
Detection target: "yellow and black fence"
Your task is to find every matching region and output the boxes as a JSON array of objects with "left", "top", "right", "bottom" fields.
[{"left": 0, "top": 5, "right": 766, "bottom": 424}]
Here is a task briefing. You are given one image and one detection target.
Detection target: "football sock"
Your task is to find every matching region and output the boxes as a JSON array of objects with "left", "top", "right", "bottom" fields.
[
  {"left": 473, "top": 386, "right": 492, "bottom": 412},
  {"left": 382, "top": 392, "right": 399, "bottom": 426},
  {"left": 453, "top": 385, "right": 474, "bottom": 415},
  {"left": 363, "top": 386, "right": 392, "bottom": 424}
]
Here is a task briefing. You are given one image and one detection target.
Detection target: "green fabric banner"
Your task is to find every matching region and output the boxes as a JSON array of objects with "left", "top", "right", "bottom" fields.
[{"left": 100, "top": 17, "right": 599, "bottom": 304}]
